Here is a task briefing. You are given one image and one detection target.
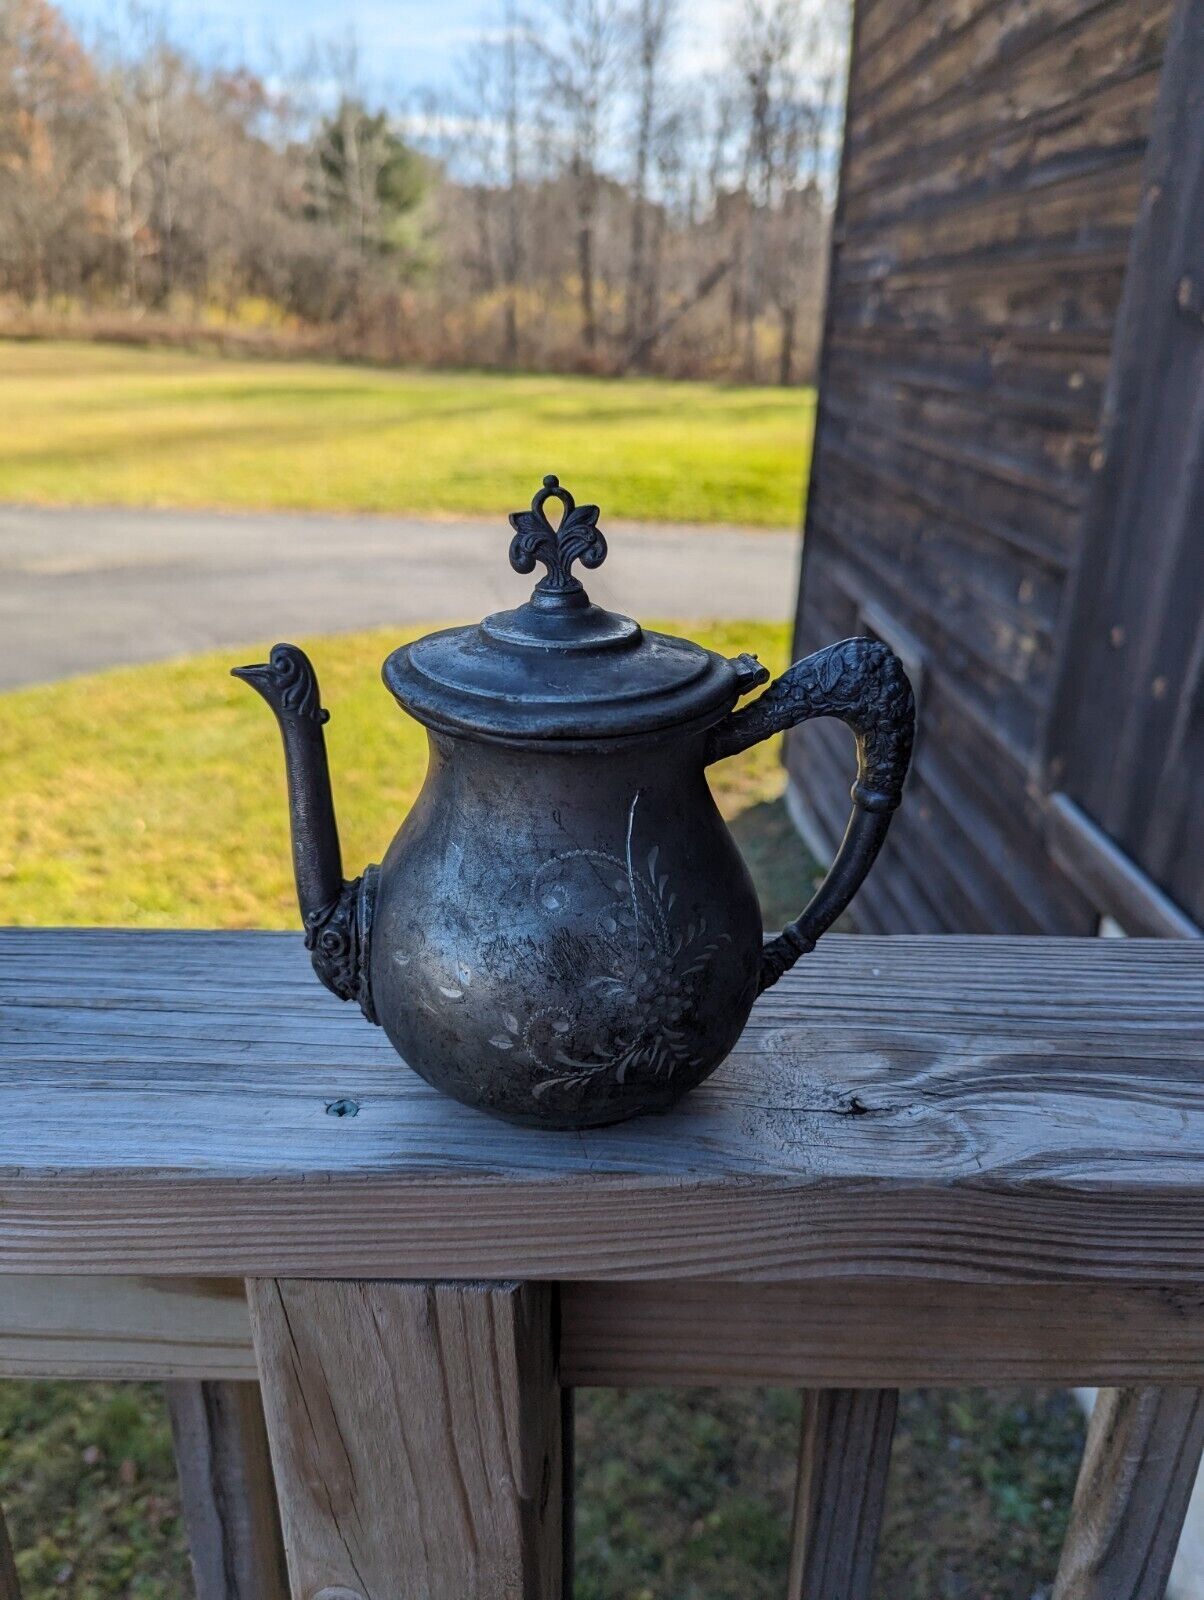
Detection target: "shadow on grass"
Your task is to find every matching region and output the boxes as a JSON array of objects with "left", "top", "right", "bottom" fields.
[{"left": 730, "top": 796, "right": 825, "bottom": 934}]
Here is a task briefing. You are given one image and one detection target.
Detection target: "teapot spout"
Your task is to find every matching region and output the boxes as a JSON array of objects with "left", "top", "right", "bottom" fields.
[{"left": 232, "top": 644, "right": 377, "bottom": 1022}]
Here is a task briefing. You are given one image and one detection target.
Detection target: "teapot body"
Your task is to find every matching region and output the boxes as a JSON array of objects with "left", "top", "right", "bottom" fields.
[
  {"left": 234, "top": 476, "right": 915, "bottom": 1131},
  {"left": 372, "top": 729, "right": 762, "bottom": 1127}
]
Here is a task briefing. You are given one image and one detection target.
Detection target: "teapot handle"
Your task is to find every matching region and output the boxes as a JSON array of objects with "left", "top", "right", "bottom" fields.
[{"left": 705, "top": 638, "right": 915, "bottom": 993}]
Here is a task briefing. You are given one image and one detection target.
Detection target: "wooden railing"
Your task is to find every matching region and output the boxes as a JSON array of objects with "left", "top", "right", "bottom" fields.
[{"left": 1, "top": 928, "right": 1202, "bottom": 1598}]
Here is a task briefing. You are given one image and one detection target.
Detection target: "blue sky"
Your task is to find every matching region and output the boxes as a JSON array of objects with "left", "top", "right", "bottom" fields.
[{"left": 60, "top": 0, "right": 741, "bottom": 103}]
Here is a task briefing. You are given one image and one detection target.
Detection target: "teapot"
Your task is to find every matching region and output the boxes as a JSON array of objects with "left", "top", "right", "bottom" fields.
[{"left": 234, "top": 476, "right": 914, "bottom": 1128}]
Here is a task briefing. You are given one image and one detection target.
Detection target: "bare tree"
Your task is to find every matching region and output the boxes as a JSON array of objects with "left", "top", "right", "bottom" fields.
[
  {"left": 0, "top": 0, "right": 105, "bottom": 301},
  {"left": 623, "top": 0, "right": 674, "bottom": 355},
  {"left": 0, "top": 0, "right": 846, "bottom": 381},
  {"left": 730, "top": 0, "right": 845, "bottom": 381},
  {"left": 453, "top": 1, "right": 536, "bottom": 364},
  {"left": 542, "top": 0, "right": 624, "bottom": 355},
  {"left": 499, "top": 0, "right": 527, "bottom": 364},
  {"left": 101, "top": 70, "right": 143, "bottom": 307}
]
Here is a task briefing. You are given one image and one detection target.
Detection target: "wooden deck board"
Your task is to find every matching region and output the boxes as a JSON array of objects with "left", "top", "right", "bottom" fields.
[
  {"left": 1, "top": 929, "right": 1201, "bottom": 1283},
  {"left": 4, "top": 1277, "right": 1204, "bottom": 1387}
]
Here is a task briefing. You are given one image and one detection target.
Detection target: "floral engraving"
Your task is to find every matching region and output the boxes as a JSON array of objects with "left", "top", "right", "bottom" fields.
[
  {"left": 482, "top": 822, "right": 729, "bottom": 1101},
  {"left": 705, "top": 636, "right": 913, "bottom": 805}
]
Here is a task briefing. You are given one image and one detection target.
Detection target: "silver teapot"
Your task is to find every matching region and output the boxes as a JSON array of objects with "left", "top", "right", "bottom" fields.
[{"left": 235, "top": 476, "right": 914, "bottom": 1127}]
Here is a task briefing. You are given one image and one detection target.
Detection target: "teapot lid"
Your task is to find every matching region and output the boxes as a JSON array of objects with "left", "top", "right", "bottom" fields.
[{"left": 384, "top": 475, "right": 768, "bottom": 743}]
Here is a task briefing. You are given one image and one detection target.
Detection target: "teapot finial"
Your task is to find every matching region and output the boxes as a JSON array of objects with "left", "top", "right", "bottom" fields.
[{"left": 508, "top": 474, "right": 607, "bottom": 596}]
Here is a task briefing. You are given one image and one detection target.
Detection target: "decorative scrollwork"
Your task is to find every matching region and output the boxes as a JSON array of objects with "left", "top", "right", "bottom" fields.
[
  {"left": 705, "top": 637, "right": 915, "bottom": 994},
  {"left": 304, "top": 865, "right": 379, "bottom": 1024},
  {"left": 705, "top": 637, "right": 914, "bottom": 808},
  {"left": 508, "top": 474, "right": 607, "bottom": 594},
  {"left": 232, "top": 643, "right": 329, "bottom": 724}
]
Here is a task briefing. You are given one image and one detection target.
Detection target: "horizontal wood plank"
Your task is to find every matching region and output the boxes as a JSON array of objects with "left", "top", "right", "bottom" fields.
[
  {"left": 5, "top": 1276, "right": 1204, "bottom": 1387},
  {"left": 1, "top": 930, "right": 1201, "bottom": 1282},
  {"left": 0, "top": 1275, "right": 255, "bottom": 1379}
]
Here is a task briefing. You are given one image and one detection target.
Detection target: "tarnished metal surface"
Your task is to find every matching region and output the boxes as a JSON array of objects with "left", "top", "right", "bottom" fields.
[{"left": 234, "top": 478, "right": 914, "bottom": 1127}]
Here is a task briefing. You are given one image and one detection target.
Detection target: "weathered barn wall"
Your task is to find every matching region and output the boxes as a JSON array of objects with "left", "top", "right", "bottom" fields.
[
  {"left": 788, "top": 0, "right": 1173, "bottom": 933},
  {"left": 1043, "top": 0, "right": 1204, "bottom": 931}
]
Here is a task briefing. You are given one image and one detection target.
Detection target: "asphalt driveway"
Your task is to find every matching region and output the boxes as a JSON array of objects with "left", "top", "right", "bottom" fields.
[{"left": 0, "top": 505, "right": 799, "bottom": 690}]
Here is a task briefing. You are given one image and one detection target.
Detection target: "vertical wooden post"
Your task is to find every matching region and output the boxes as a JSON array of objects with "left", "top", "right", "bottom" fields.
[
  {"left": 0, "top": 1500, "right": 21, "bottom": 1600},
  {"left": 165, "top": 1379, "right": 289, "bottom": 1600},
  {"left": 560, "top": 1388, "right": 575, "bottom": 1600},
  {"left": 247, "top": 1279, "right": 564, "bottom": 1600},
  {"left": 786, "top": 1388, "right": 898, "bottom": 1600},
  {"left": 1053, "top": 1386, "right": 1204, "bottom": 1600}
]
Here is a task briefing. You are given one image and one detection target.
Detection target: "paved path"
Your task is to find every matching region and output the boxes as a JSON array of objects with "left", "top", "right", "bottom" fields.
[{"left": 0, "top": 505, "right": 799, "bottom": 690}]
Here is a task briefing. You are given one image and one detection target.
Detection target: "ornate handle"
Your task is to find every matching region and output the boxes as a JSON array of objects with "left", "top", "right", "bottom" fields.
[{"left": 706, "top": 637, "right": 915, "bottom": 992}]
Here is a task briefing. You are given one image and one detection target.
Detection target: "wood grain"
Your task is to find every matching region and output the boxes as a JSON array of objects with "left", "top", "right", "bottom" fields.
[
  {"left": 1053, "top": 1386, "right": 1204, "bottom": 1598},
  {"left": 789, "top": 0, "right": 1171, "bottom": 937},
  {"left": 786, "top": 1389, "right": 897, "bottom": 1600},
  {"left": 0, "top": 1502, "right": 20, "bottom": 1600},
  {"left": 1047, "top": 793, "right": 1201, "bottom": 938},
  {"left": 165, "top": 1380, "right": 289, "bottom": 1600},
  {"left": 248, "top": 1279, "right": 563, "bottom": 1600},
  {"left": 1, "top": 930, "right": 1202, "bottom": 1283},
  {"left": 1042, "top": 0, "right": 1204, "bottom": 925},
  {"left": 5, "top": 1277, "right": 1204, "bottom": 1388},
  {"left": 0, "top": 1276, "right": 255, "bottom": 1380},
  {"left": 558, "top": 1281, "right": 1204, "bottom": 1388}
]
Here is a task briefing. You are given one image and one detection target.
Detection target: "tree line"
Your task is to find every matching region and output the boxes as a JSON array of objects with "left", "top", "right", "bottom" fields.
[{"left": 0, "top": 0, "right": 847, "bottom": 383}]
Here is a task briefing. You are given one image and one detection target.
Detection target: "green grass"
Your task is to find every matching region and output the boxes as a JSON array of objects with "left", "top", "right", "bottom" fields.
[
  {"left": 0, "top": 341, "right": 814, "bottom": 526},
  {"left": 0, "top": 1382, "right": 187, "bottom": 1600},
  {"left": 0, "top": 621, "right": 812, "bottom": 930},
  {"left": 2, "top": 1380, "right": 1083, "bottom": 1600}
]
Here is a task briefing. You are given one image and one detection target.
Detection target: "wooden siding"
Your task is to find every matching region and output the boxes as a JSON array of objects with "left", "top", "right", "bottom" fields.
[
  {"left": 788, "top": 0, "right": 1172, "bottom": 933},
  {"left": 1043, "top": 0, "right": 1204, "bottom": 928}
]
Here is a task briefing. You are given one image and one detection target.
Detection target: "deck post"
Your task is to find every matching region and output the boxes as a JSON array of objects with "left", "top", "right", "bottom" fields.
[
  {"left": 246, "top": 1278, "right": 564, "bottom": 1600},
  {"left": 165, "top": 1378, "right": 289, "bottom": 1600},
  {"left": 1053, "top": 1386, "right": 1204, "bottom": 1599},
  {"left": 786, "top": 1388, "right": 898, "bottom": 1600}
]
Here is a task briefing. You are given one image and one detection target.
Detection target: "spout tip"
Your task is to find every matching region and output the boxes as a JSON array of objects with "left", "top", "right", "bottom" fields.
[
  {"left": 231, "top": 643, "right": 294, "bottom": 689},
  {"left": 230, "top": 643, "right": 328, "bottom": 724}
]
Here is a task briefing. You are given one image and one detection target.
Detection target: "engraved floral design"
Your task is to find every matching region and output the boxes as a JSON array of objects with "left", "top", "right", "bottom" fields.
[{"left": 486, "top": 830, "right": 729, "bottom": 1102}]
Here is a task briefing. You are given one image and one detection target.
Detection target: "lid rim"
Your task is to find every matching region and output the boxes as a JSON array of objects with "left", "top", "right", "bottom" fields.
[{"left": 383, "top": 631, "right": 741, "bottom": 743}]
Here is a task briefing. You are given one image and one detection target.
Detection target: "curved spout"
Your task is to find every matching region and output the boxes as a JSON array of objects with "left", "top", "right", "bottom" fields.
[
  {"left": 232, "top": 644, "right": 342, "bottom": 920},
  {"left": 232, "top": 643, "right": 377, "bottom": 1022}
]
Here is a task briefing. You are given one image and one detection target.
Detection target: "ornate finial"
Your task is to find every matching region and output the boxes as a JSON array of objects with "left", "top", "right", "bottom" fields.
[{"left": 508, "top": 474, "right": 607, "bottom": 595}]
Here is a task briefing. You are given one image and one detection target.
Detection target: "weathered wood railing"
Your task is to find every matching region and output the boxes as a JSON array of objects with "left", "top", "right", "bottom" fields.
[{"left": 1, "top": 929, "right": 1202, "bottom": 1598}]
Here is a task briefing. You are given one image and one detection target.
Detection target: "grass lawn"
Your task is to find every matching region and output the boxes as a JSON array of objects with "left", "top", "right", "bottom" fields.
[
  {"left": 0, "top": 341, "right": 814, "bottom": 527},
  {"left": 0, "top": 620, "right": 812, "bottom": 930},
  {"left": 0, "top": 623, "right": 1084, "bottom": 1597},
  {"left": 2, "top": 1380, "right": 1084, "bottom": 1600}
]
